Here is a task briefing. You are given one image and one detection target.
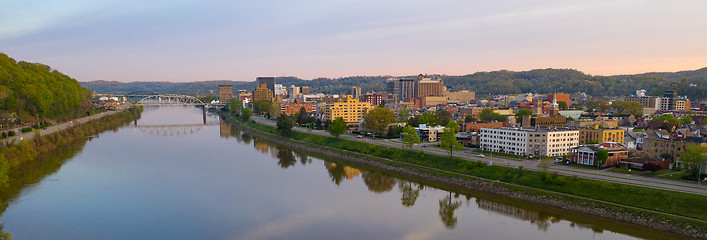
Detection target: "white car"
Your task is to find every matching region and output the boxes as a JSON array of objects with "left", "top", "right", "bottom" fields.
[{"left": 477, "top": 154, "right": 485, "bottom": 158}]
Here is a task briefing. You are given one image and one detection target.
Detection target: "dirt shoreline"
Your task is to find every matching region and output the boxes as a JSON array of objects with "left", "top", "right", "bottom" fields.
[{"left": 221, "top": 112, "right": 707, "bottom": 239}]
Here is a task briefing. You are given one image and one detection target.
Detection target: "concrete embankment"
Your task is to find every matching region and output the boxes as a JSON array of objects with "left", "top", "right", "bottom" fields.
[{"left": 221, "top": 112, "right": 707, "bottom": 239}]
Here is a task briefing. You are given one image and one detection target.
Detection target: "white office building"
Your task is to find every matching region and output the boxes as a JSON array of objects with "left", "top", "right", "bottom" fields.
[{"left": 480, "top": 127, "right": 579, "bottom": 157}]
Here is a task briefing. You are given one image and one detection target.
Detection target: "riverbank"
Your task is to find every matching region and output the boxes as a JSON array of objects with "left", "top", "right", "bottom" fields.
[
  {"left": 0, "top": 107, "right": 143, "bottom": 185},
  {"left": 220, "top": 112, "right": 707, "bottom": 239}
]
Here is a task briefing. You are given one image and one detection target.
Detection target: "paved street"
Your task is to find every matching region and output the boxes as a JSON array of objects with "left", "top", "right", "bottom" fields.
[
  {"left": 1, "top": 107, "right": 126, "bottom": 145},
  {"left": 252, "top": 116, "right": 707, "bottom": 196}
]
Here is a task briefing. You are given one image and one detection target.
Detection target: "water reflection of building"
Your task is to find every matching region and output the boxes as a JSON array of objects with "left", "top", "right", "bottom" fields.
[
  {"left": 254, "top": 139, "right": 270, "bottom": 154},
  {"left": 476, "top": 199, "right": 558, "bottom": 231},
  {"left": 220, "top": 122, "right": 231, "bottom": 138},
  {"left": 324, "top": 162, "right": 361, "bottom": 180}
]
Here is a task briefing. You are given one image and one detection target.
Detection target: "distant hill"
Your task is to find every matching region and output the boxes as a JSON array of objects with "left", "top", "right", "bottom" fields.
[{"left": 81, "top": 68, "right": 707, "bottom": 100}]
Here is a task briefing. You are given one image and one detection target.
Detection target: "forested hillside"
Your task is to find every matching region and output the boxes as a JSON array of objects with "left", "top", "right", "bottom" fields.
[
  {"left": 82, "top": 68, "right": 707, "bottom": 100},
  {"left": 0, "top": 53, "right": 93, "bottom": 126}
]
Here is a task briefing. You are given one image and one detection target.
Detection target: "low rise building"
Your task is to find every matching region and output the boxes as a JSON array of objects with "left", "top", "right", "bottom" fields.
[
  {"left": 578, "top": 126, "right": 625, "bottom": 145},
  {"left": 569, "top": 142, "right": 628, "bottom": 167},
  {"left": 416, "top": 124, "right": 445, "bottom": 142},
  {"left": 281, "top": 100, "right": 316, "bottom": 115}
]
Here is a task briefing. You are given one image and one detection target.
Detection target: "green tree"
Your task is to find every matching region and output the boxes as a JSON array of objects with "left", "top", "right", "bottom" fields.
[
  {"left": 253, "top": 100, "right": 271, "bottom": 115},
  {"left": 595, "top": 149, "right": 609, "bottom": 169},
  {"left": 538, "top": 158, "right": 552, "bottom": 171},
  {"left": 229, "top": 99, "right": 242, "bottom": 116},
  {"left": 362, "top": 107, "right": 396, "bottom": 137},
  {"left": 267, "top": 102, "right": 281, "bottom": 119},
  {"left": 434, "top": 109, "right": 452, "bottom": 126},
  {"left": 240, "top": 108, "right": 252, "bottom": 120},
  {"left": 681, "top": 116, "right": 693, "bottom": 124},
  {"left": 401, "top": 125, "right": 421, "bottom": 149},
  {"left": 440, "top": 122, "right": 463, "bottom": 158},
  {"left": 680, "top": 145, "right": 707, "bottom": 179},
  {"left": 276, "top": 114, "right": 293, "bottom": 135},
  {"left": 464, "top": 115, "right": 478, "bottom": 123},
  {"left": 397, "top": 109, "right": 410, "bottom": 120},
  {"left": 480, "top": 108, "right": 507, "bottom": 122},
  {"left": 297, "top": 107, "right": 310, "bottom": 125},
  {"left": 611, "top": 100, "right": 642, "bottom": 116},
  {"left": 328, "top": 117, "right": 346, "bottom": 137},
  {"left": 558, "top": 101, "right": 568, "bottom": 110},
  {"left": 514, "top": 109, "right": 533, "bottom": 122}
]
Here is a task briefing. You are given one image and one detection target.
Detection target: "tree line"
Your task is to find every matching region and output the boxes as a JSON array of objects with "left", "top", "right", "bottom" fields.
[{"left": 0, "top": 53, "right": 93, "bottom": 127}]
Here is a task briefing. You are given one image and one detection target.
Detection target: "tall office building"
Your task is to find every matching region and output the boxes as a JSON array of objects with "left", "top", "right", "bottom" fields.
[
  {"left": 274, "top": 84, "right": 284, "bottom": 95},
  {"left": 399, "top": 78, "right": 416, "bottom": 99},
  {"left": 664, "top": 90, "right": 677, "bottom": 110},
  {"left": 350, "top": 86, "right": 361, "bottom": 98},
  {"left": 386, "top": 78, "right": 400, "bottom": 99},
  {"left": 218, "top": 84, "right": 233, "bottom": 104},
  {"left": 257, "top": 77, "right": 276, "bottom": 93},
  {"left": 301, "top": 86, "right": 310, "bottom": 95},
  {"left": 416, "top": 74, "right": 443, "bottom": 98},
  {"left": 289, "top": 85, "right": 301, "bottom": 98}
]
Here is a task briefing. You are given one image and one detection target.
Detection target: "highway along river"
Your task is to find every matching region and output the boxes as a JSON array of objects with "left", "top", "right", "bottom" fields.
[{"left": 0, "top": 106, "right": 688, "bottom": 239}]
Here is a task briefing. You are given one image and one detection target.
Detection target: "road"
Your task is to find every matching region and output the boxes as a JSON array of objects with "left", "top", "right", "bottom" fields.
[
  {"left": 252, "top": 116, "right": 707, "bottom": 196},
  {"left": 1, "top": 107, "right": 126, "bottom": 145}
]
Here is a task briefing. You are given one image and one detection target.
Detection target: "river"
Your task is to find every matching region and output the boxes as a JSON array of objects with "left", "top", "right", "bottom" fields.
[{"left": 0, "top": 106, "right": 688, "bottom": 239}]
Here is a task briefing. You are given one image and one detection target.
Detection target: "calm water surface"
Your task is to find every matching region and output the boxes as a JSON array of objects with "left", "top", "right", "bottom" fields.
[{"left": 1, "top": 106, "right": 688, "bottom": 239}]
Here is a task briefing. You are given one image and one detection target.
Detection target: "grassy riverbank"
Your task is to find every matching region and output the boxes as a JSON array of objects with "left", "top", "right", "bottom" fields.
[
  {"left": 229, "top": 115, "right": 707, "bottom": 229},
  {"left": 0, "top": 107, "right": 142, "bottom": 188}
]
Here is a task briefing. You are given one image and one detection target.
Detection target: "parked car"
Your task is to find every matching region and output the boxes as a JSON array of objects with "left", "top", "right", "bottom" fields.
[
  {"left": 477, "top": 154, "right": 485, "bottom": 158},
  {"left": 357, "top": 135, "right": 362, "bottom": 138},
  {"left": 553, "top": 157, "right": 563, "bottom": 163}
]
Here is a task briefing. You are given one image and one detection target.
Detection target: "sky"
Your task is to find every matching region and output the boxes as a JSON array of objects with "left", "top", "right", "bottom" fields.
[{"left": 1, "top": 0, "right": 706, "bottom": 82}]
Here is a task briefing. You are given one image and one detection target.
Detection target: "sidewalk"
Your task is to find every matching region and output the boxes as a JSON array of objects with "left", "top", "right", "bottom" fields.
[{"left": 1, "top": 109, "right": 123, "bottom": 145}]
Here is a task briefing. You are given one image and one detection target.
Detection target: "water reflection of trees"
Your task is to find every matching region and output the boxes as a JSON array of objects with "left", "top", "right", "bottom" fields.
[
  {"left": 398, "top": 181, "right": 425, "bottom": 207},
  {"left": 324, "top": 162, "right": 360, "bottom": 185},
  {"left": 361, "top": 171, "right": 396, "bottom": 193},
  {"left": 439, "top": 192, "right": 462, "bottom": 229},
  {"left": 276, "top": 147, "right": 297, "bottom": 168}
]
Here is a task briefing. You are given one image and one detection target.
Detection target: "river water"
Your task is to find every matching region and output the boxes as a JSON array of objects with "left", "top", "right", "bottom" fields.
[{"left": 0, "top": 106, "right": 687, "bottom": 239}]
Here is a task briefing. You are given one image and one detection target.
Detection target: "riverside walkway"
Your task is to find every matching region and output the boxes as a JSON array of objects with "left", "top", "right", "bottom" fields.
[{"left": 252, "top": 116, "right": 707, "bottom": 196}]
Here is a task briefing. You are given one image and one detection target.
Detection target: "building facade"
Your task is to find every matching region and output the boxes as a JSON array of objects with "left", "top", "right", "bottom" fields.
[
  {"left": 322, "top": 95, "right": 375, "bottom": 126},
  {"left": 569, "top": 142, "right": 628, "bottom": 167},
  {"left": 527, "top": 128, "right": 580, "bottom": 157},
  {"left": 480, "top": 128, "right": 529, "bottom": 156},
  {"left": 579, "top": 127, "right": 625, "bottom": 145},
  {"left": 218, "top": 84, "right": 232, "bottom": 104},
  {"left": 281, "top": 100, "right": 316, "bottom": 115},
  {"left": 253, "top": 84, "right": 273, "bottom": 101},
  {"left": 257, "top": 77, "right": 275, "bottom": 93}
]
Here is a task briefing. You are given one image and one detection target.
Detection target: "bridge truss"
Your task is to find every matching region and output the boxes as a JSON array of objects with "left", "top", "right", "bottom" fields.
[{"left": 137, "top": 95, "right": 205, "bottom": 105}]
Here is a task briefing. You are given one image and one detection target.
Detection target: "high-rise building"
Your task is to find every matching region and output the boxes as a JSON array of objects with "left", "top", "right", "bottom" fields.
[
  {"left": 664, "top": 90, "right": 677, "bottom": 110},
  {"left": 257, "top": 77, "right": 276, "bottom": 93},
  {"left": 386, "top": 78, "right": 400, "bottom": 99},
  {"left": 274, "top": 84, "right": 284, "bottom": 95},
  {"left": 289, "top": 85, "right": 301, "bottom": 98},
  {"left": 415, "top": 74, "right": 443, "bottom": 98},
  {"left": 301, "top": 86, "right": 310, "bottom": 95},
  {"left": 399, "top": 78, "right": 416, "bottom": 99},
  {"left": 218, "top": 84, "right": 233, "bottom": 104},
  {"left": 253, "top": 84, "right": 273, "bottom": 101}
]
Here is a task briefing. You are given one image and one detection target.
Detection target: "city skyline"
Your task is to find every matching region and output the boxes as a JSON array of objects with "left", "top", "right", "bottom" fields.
[{"left": 2, "top": 0, "right": 707, "bottom": 82}]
